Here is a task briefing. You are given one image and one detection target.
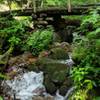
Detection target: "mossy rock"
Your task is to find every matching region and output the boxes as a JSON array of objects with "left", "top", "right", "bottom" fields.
[
  {"left": 36, "top": 58, "right": 69, "bottom": 94},
  {"left": 49, "top": 47, "right": 69, "bottom": 60},
  {"left": 51, "top": 70, "right": 67, "bottom": 84},
  {"left": 44, "top": 75, "right": 57, "bottom": 95},
  {"left": 48, "top": 42, "right": 71, "bottom": 60},
  {"left": 37, "top": 58, "right": 69, "bottom": 74},
  {"left": 36, "top": 46, "right": 71, "bottom": 95},
  {"left": 27, "top": 63, "right": 39, "bottom": 71},
  {"left": 59, "top": 78, "right": 72, "bottom": 96},
  {"left": 59, "top": 85, "right": 69, "bottom": 96}
]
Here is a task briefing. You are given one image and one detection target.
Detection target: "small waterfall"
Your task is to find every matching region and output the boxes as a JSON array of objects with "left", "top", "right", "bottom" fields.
[
  {"left": 2, "top": 52, "right": 75, "bottom": 100},
  {"left": 64, "top": 86, "right": 76, "bottom": 100},
  {"left": 58, "top": 52, "right": 74, "bottom": 67},
  {"left": 54, "top": 86, "right": 76, "bottom": 100},
  {"left": 3, "top": 71, "right": 45, "bottom": 100},
  {"left": 54, "top": 90, "right": 64, "bottom": 100}
]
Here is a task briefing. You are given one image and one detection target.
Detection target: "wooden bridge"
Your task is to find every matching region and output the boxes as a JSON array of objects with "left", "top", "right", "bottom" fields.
[
  {"left": 0, "top": 4, "right": 100, "bottom": 28},
  {"left": 0, "top": 4, "right": 99, "bottom": 26},
  {"left": 0, "top": 3, "right": 100, "bottom": 17},
  {"left": 0, "top": 3, "right": 100, "bottom": 42}
]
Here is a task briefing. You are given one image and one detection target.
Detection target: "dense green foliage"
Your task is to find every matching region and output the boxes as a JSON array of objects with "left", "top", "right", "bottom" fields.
[
  {"left": 71, "top": 10, "right": 100, "bottom": 99},
  {"left": 0, "top": 17, "right": 53, "bottom": 82},
  {"left": 0, "top": 17, "right": 29, "bottom": 52},
  {"left": 0, "top": 17, "right": 53, "bottom": 56},
  {"left": 0, "top": 96, "right": 3, "bottom": 100},
  {"left": 23, "top": 28, "right": 53, "bottom": 55},
  {"left": 0, "top": 0, "right": 100, "bottom": 99}
]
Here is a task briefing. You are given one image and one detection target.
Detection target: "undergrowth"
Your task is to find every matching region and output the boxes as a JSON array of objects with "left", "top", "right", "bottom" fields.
[{"left": 71, "top": 9, "right": 100, "bottom": 99}]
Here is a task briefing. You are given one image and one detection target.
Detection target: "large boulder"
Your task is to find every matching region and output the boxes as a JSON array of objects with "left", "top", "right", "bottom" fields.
[
  {"left": 39, "top": 42, "right": 72, "bottom": 60},
  {"left": 36, "top": 42, "right": 72, "bottom": 95},
  {"left": 36, "top": 57, "right": 70, "bottom": 95},
  {"left": 8, "top": 52, "right": 38, "bottom": 68}
]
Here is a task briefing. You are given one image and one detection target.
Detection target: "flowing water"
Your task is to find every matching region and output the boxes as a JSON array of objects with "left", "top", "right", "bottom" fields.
[{"left": 2, "top": 56, "right": 74, "bottom": 100}]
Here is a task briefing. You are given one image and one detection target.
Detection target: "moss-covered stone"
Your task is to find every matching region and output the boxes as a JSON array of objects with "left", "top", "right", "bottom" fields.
[
  {"left": 36, "top": 57, "right": 70, "bottom": 95},
  {"left": 48, "top": 42, "right": 71, "bottom": 60},
  {"left": 59, "top": 85, "right": 69, "bottom": 96},
  {"left": 37, "top": 58, "right": 69, "bottom": 74},
  {"left": 51, "top": 70, "right": 67, "bottom": 84},
  {"left": 27, "top": 63, "right": 39, "bottom": 71},
  {"left": 49, "top": 47, "right": 69, "bottom": 59},
  {"left": 44, "top": 75, "right": 57, "bottom": 95},
  {"left": 59, "top": 78, "right": 72, "bottom": 96}
]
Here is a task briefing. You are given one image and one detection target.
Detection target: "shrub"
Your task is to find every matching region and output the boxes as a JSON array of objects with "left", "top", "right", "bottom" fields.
[
  {"left": 24, "top": 28, "right": 53, "bottom": 56},
  {"left": 0, "top": 17, "right": 31, "bottom": 53},
  {"left": 71, "top": 10, "right": 100, "bottom": 99}
]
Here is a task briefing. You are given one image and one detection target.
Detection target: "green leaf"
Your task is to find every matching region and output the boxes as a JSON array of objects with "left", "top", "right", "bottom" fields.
[{"left": 0, "top": 96, "right": 3, "bottom": 100}]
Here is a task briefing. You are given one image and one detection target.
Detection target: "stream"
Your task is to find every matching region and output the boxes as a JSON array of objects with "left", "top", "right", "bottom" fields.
[{"left": 1, "top": 56, "right": 74, "bottom": 100}]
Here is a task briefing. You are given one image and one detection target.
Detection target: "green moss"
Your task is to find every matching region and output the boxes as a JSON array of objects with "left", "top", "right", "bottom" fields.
[
  {"left": 52, "top": 70, "right": 66, "bottom": 83},
  {"left": 37, "top": 58, "right": 69, "bottom": 84},
  {"left": 50, "top": 47, "right": 69, "bottom": 60},
  {"left": 44, "top": 75, "right": 57, "bottom": 94}
]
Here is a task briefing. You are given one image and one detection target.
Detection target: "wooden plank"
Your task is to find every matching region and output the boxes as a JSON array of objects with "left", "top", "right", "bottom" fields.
[{"left": 0, "top": 6, "right": 100, "bottom": 17}]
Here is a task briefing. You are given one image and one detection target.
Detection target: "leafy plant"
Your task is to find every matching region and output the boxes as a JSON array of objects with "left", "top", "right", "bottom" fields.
[
  {"left": 0, "top": 96, "right": 3, "bottom": 100},
  {"left": 70, "top": 67, "right": 89, "bottom": 87},
  {"left": 94, "top": 97, "right": 100, "bottom": 100},
  {"left": 71, "top": 9, "right": 100, "bottom": 99},
  {"left": 0, "top": 17, "right": 31, "bottom": 54},
  {"left": 24, "top": 28, "right": 53, "bottom": 56},
  {"left": 8, "top": 36, "right": 21, "bottom": 46},
  {"left": 0, "top": 73, "right": 9, "bottom": 79},
  {"left": 70, "top": 78, "right": 94, "bottom": 100}
]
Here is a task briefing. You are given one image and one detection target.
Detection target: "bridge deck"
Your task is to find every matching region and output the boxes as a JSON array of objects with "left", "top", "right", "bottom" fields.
[{"left": 0, "top": 6, "right": 100, "bottom": 17}]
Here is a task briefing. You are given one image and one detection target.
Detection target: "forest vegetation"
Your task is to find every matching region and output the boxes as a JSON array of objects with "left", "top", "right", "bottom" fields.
[{"left": 0, "top": 0, "right": 100, "bottom": 100}]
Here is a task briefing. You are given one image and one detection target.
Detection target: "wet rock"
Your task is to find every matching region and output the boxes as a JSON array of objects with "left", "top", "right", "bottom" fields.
[
  {"left": 36, "top": 42, "right": 72, "bottom": 95},
  {"left": 38, "top": 42, "right": 72, "bottom": 60},
  {"left": 8, "top": 52, "right": 32, "bottom": 65},
  {"left": 59, "top": 85, "right": 69, "bottom": 96},
  {"left": 45, "top": 95, "right": 54, "bottom": 100},
  {"left": 36, "top": 54, "right": 73, "bottom": 95},
  {"left": 27, "top": 64, "right": 39, "bottom": 72},
  {"left": 44, "top": 75, "right": 57, "bottom": 95},
  {"left": 6, "top": 67, "right": 26, "bottom": 79},
  {"left": 59, "top": 78, "right": 72, "bottom": 96},
  {"left": 39, "top": 51, "right": 50, "bottom": 58},
  {"left": 37, "top": 58, "right": 69, "bottom": 75},
  {"left": 36, "top": 58, "right": 69, "bottom": 95},
  {"left": 8, "top": 52, "right": 38, "bottom": 70},
  {"left": 32, "top": 95, "right": 54, "bottom": 100},
  {"left": 32, "top": 96, "right": 44, "bottom": 100}
]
